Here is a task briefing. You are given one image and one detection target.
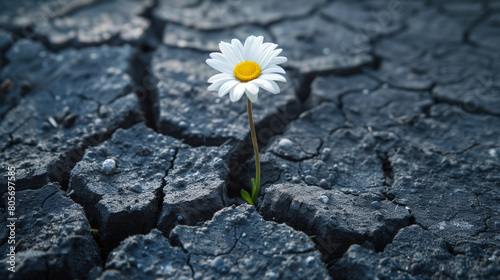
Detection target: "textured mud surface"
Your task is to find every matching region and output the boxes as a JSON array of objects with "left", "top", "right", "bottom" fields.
[{"left": 1, "top": 0, "right": 499, "bottom": 279}]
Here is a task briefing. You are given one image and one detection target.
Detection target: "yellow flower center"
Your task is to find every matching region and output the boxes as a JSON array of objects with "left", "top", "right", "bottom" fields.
[{"left": 233, "top": 60, "right": 261, "bottom": 82}]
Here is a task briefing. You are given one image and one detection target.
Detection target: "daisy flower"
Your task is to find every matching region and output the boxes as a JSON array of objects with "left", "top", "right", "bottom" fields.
[
  {"left": 205, "top": 35, "right": 287, "bottom": 205},
  {"left": 206, "top": 35, "right": 287, "bottom": 102}
]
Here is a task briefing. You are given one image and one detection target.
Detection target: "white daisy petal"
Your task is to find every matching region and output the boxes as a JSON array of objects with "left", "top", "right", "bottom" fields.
[
  {"left": 212, "top": 78, "right": 235, "bottom": 90},
  {"left": 246, "top": 90, "right": 258, "bottom": 103},
  {"left": 252, "top": 78, "right": 279, "bottom": 94},
  {"left": 249, "top": 36, "right": 264, "bottom": 62},
  {"left": 208, "top": 76, "right": 235, "bottom": 91},
  {"left": 209, "top": 53, "right": 231, "bottom": 64},
  {"left": 268, "top": 80, "right": 281, "bottom": 94},
  {"left": 209, "top": 52, "right": 220, "bottom": 59},
  {"left": 231, "top": 39, "right": 244, "bottom": 62},
  {"left": 255, "top": 36, "right": 264, "bottom": 46},
  {"left": 245, "top": 82, "right": 259, "bottom": 95},
  {"left": 206, "top": 58, "right": 233, "bottom": 74},
  {"left": 208, "top": 82, "right": 221, "bottom": 91},
  {"left": 209, "top": 77, "right": 235, "bottom": 86},
  {"left": 257, "top": 43, "right": 277, "bottom": 67},
  {"left": 272, "top": 48, "right": 283, "bottom": 56},
  {"left": 262, "top": 65, "right": 286, "bottom": 74},
  {"left": 208, "top": 73, "right": 233, "bottom": 83},
  {"left": 230, "top": 83, "right": 246, "bottom": 102},
  {"left": 260, "top": 73, "right": 286, "bottom": 83},
  {"left": 269, "top": 56, "right": 287, "bottom": 65},
  {"left": 209, "top": 53, "right": 232, "bottom": 66},
  {"left": 260, "top": 48, "right": 283, "bottom": 69},
  {"left": 243, "top": 35, "right": 256, "bottom": 60},
  {"left": 218, "top": 80, "right": 239, "bottom": 97},
  {"left": 219, "top": 41, "right": 239, "bottom": 67},
  {"left": 229, "top": 87, "right": 236, "bottom": 101}
]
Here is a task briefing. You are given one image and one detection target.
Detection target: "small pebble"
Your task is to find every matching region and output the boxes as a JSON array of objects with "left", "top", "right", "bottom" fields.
[
  {"left": 380, "top": 257, "right": 391, "bottom": 266},
  {"left": 321, "top": 148, "right": 331, "bottom": 155},
  {"left": 375, "top": 213, "right": 384, "bottom": 221},
  {"left": 102, "top": 159, "right": 116, "bottom": 175},
  {"left": 179, "top": 122, "right": 187, "bottom": 130},
  {"left": 213, "top": 157, "right": 223, "bottom": 166},
  {"left": 62, "top": 114, "right": 77, "bottom": 128},
  {"left": 154, "top": 173, "right": 164, "bottom": 180},
  {"left": 56, "top": 106, "right": 70, "bottom": 121},
  {"left": 362, "top": 89, "right": 370, "bottom": 95},
  {"left": 489, "top": 149, "right": 497, "bottom": 157},
  {"left": 371, "top": 201, "right": 382, "bottom": 209},
  {"left": 243, "top": 258, "right": 253, "bottom": 268},
  {"left": 372, "top": 131, "right": 396, "bottom": 141},
  {"left": 48, "top": 117, "right": 58, "bottom": 128},
  {"left": 99, "top": 106, "right": 109, "bottom": 117},
  {"left": 306, "top": 256, "right": 315, "bottom": 266},
  {"left": 94, "top": 118, "right": 103, "bottom": 127},
  {"left": 265, "top": 271, "right": 277, "bottom": 279},
  {"left": 319, "top": 179, "right": 329, "bottom": 188},
  {"left": 130, "top": 185, "right": 142, "bottom": 193},
  {"left": 319, "top": 195, "right": 329, "bottom": 204},
  {"left": 41, "top": 122, "right": 51, "bottom": 131},
  {"left": 211, "top": 256, "right": 228, "bottom": 274},
  {"left": 305, "top": 175, "right": 319, "bottom": 185},
  {"left": 278, "top": 138, "right": 294, "bottom": 149}
]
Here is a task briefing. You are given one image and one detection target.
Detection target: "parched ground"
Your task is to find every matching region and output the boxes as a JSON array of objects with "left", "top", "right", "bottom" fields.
[{"left": 0, "top": 0, "right": 499, "bottom": 279}]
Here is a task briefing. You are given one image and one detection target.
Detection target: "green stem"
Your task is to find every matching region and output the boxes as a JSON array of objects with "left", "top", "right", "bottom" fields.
[{"left": 247, "top": 97, "right": 260, "bottom": 205}]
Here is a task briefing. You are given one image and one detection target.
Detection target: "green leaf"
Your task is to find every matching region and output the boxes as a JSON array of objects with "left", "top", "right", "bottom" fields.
[{"left": 241, "top": 189, "right": 254, "bottom": 205}]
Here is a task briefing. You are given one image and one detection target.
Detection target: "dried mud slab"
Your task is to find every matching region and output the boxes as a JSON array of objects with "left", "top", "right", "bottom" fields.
[{"left": 104, "top": 205, "right": 330, "bottom": 280}]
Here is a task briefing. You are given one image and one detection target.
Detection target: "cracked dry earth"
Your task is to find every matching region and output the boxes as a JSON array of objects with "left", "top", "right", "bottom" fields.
[{"left": 0, "top": 0, "right": 499, "bottom": 279}]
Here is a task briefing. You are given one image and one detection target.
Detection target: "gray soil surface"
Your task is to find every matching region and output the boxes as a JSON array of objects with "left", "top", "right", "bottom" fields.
[{"left": 1, "top": 0, "right": 499, "bottom": 279}]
